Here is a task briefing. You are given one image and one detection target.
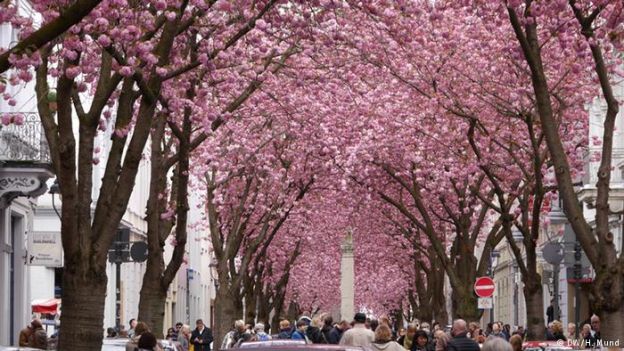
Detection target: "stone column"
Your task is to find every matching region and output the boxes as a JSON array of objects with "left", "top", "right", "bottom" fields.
[{"left": 340, "top": 231, "right": 355, "bottom": 322}]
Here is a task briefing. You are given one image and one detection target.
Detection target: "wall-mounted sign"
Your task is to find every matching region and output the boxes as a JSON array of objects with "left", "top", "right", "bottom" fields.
[{"left": 28, "top": 231, "right": 63, "bottom": 267}]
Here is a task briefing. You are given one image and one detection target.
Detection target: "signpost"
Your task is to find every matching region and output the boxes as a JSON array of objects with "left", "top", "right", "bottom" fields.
[
  {"left": 474, "top": 276, "right": 495, "bottom": 298},
  {"left": 475, "top": 276, "right": 495, "bottom": 311}
]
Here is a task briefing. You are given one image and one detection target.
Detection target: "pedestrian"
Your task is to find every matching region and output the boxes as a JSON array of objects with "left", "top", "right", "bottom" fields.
[
  {"left": 291, "top": 319, "right": 309, "bottom": 341},
  {"left": 128, "top": 319, "right": 138, "bottom": 338},
  {"left": 370, "top": 319, "right": 380, "bottom": 332},
  {"left": 446, "top": 319, "right": 480, "bottom": 351},
  {"left": 433, "top": 330, "right": 450, "bottom": 351},
  {"left": 589, "top": 314, "right": 601, "bottom": 345},
  {"left": 580, "top": 323, "right": 592, "bottom": 348},
  {"left": 509, "top": 334, "right": 522, "bottom": 351},
  {"left": 178, "top": 325, "right": 191, "bottom": 351},
  {"left": 322, "top": 315, "right": 334, "bottom": 342},
  {"left": 173, "top": 322, "right": 183, "bottom": 341},
  {"left": 546, "top": 320, "right": 566, "bottom": 341},
  {"left": 398, "top": 324, "right": 418, "bottom": 350},
  {"left": 514, "top": 326, "right": 525, "bottom": 339},
  {"left": 137, "top": 332, "right": 158, "bottom": 351},
  {"left": 166, "top": 328, "right": 177, "bottom": 340},
  {"left": 28, "top": 319, "right": 48, "bottom": 350},
  {"left": 370, "top": 324, "right": 404, "bottom": 351},
  {"left": 566, "top": 322, "right": 576, "bottom": 340},
  {"left": 502, "top": 325, "right": 511, "bottom": 340},
  {"left": 126, "top": 322, "right": 150, "bottom": 351},
  {"left": 420, "top": 323, "right": 431, "bottom": 336},
  {"left": 277, "top": 319, "right": 293, "bottom": 339},
  {"left": 481, "top": 337, "right": 512, "bottom": 351},
  {"left": 254, "top": 323, "right": 271, "bottom": 341},
  {"left": 19, "top": 321, "right": 33, "bottom": 347},
  {"left": 339, "top": 312, "right": 375, "bottom": 347},
  {"left": 546, "top": 299, "right": 560, "bottom": 324},
  {"left": 306, "top": 316, "right": 327, "bottom": 343},
  {"left": 411, "top": 330, "right": 433, "bottom": 351},
  {"left": 328, "top": 320, "right": 349, "bottom": 344},
  {"left": 191, "top": 319, "right": 213, "bottom": 351},
  {"left": 489, "top": 322, "right": 506, "bottom": 340},
  {"left": 107, "top": 327, "right": 118, "bottom": 338}
]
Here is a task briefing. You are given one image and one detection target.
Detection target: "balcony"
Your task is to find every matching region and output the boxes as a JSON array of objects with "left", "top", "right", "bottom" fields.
[
  {"left": 0, "top": 112, "right": 53, "bottom": 209},
  {"left": 0, "top": 112, "right": 51, "bottom": 163}
]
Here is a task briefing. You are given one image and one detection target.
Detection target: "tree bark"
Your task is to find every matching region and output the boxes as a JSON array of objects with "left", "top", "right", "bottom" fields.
[
  {"left": 430, "top": 263, "right": 448, "bottom": 325},
  {"left": 137, "top": 280, "right": 168, "bottom": 336},
  {"left": 214, "top": 287, "right": 239, "bottom": 351},
  {"left": 524, "top": 279, "right": 545, "bottom": 341},
  {"left": 57, "top": 268, "right": 108, "bottom": 349}
]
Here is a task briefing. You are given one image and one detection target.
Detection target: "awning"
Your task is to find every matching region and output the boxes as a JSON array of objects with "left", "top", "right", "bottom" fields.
[{"left": 32, "top": 298, "right": 61, "bottom": 314}]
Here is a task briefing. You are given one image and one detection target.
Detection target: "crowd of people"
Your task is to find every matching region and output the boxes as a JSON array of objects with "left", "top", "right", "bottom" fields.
[
  {"left": 221, "top": 312, "right": 605, "bottom": 351},
  {"left": 123, "top": 318, "right": 213, "bottom": 351}
]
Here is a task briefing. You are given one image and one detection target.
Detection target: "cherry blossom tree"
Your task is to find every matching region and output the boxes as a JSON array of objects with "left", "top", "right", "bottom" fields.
[
  {"left": 9, "top": 0, "right": 306, "bottom": 348},
  {"left": 135, "top": 4, "right": 299, "bottom": 334},
  {"left": 0, "top": 0, "right": 101, "bottom": 73},
  {"left": 489, "top": 0, "right": 624, "bottom": 340}
]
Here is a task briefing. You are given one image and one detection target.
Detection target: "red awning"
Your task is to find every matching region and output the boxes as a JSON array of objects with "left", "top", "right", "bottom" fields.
[{"left": 32, "top": 298, "right": 61, "bottom": 314}]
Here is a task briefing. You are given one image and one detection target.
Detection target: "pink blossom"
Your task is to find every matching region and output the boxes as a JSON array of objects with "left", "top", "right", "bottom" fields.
[{"left": 65, "top": 66, "right": 81, "bottom": 79}]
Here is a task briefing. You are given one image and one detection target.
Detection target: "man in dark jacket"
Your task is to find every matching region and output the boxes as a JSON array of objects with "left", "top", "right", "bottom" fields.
[
  {"left": 328, "top": 320, "right": 349, "bottom": 344},
  {"left": 191, "top": 319, "right": 214, "bottom": 351},
  {"left": 447, "top": 319, "right": 480, "bottom": 351},
  {"left": 321, "top": 316, "right": 334, "bottom": 343}
]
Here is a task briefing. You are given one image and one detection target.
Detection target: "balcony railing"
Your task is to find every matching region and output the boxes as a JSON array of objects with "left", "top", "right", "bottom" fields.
[{"left": 0, "top": 112, "right": 51, "bottom": 163}]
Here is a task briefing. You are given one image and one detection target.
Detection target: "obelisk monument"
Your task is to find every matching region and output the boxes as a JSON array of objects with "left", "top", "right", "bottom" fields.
[{"left": 340, "top": 230, "right": 355, "bottom": 321}]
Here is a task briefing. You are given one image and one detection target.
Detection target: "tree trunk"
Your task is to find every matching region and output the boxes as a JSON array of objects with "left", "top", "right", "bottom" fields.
[
  {"left": 592, "top": 263, "right": 624, "bottom": 342},
  {"left": 523, "top": 279, "right": 545, "bottom": 341},
  {"left": 138, "top": 278, "right": 168, "bottom": 338},
  {"left": 214, "top": 287, "right": 238, "bottom": 351},
  {"left": 431, "top": 264, "right": 448, "bottom": 325},
  {"left": 600, "top": 306, "right": 624, "bottom": 343},
  {"left": 451, "top": 286, "right": 480, "bottom": 322},
  {"left": 58, "top": 268, "right": 108, "bottom": 350}
]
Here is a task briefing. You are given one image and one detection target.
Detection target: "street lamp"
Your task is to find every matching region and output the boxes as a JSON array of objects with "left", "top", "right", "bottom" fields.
[
  {"left": 489, "top": 249, "right": 500, "bottom": 324},
  {"left": 48, "top": 178, "right": 60, "bottom": 219},
  {"left": 208, "top": 258, "right": 219, "bottom": 291}
]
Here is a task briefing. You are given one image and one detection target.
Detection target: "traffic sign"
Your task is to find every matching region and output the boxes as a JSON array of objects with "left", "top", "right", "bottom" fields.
[
  {"left": 474, "top": 276, "right": 495, "bottom": 297},
  {"left": 477, "top": 297, "right": 493, "bottom": 309}
]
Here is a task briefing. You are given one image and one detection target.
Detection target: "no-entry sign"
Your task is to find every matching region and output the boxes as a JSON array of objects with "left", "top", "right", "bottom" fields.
[{"left": 474, "top": 276, "right": 495, "bottom": 298}]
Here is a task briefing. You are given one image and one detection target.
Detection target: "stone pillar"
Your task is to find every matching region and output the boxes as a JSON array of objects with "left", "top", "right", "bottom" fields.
[{"left": 340, "top": 231, "right": 355, "bottom": 322}]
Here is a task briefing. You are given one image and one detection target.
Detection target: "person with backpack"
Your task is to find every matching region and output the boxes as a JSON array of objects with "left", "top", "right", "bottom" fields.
[{"left": 254, "top": 323, "right": 272, "bottom": 341}]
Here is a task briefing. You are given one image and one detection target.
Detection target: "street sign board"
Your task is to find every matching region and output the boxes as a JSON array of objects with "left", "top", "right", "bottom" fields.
[
  {"left": 477, "top": 297, "right": 493, "bottom": 309},
  {"left": 28, "top": 231, "right": 63, "bottom": 267},
  {"left": 474, "top": 276, "right": 495, "bottom": 297},
  {"left": 542, "top": 242, "right": 564, "bottom": 264},
  {"left": 130, "top": 242, "right": 149, "bottom": 262}
]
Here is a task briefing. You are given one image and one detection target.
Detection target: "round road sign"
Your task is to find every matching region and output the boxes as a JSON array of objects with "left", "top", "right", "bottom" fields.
[
  {"left": 130, "top": 242, "right": 149, "bottom": 262},
  {"left": 474, "top": 276, "right": 495, "bottom": 298}
]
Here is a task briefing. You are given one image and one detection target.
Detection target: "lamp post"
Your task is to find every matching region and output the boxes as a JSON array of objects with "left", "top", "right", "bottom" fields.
[
  {"left": 48, "top": 178, "right": 60, "bottom": 219},
  {"left": 208, "top": 258, "right": 218, "bottom": 330},
  {"left": 489, "top": 250, "right": 500, "bottom": 324}
]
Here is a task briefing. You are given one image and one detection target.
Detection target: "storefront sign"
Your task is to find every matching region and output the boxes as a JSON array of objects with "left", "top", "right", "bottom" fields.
[{"left": 28, "top": 231, "right": 63, "bottom": 267}]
